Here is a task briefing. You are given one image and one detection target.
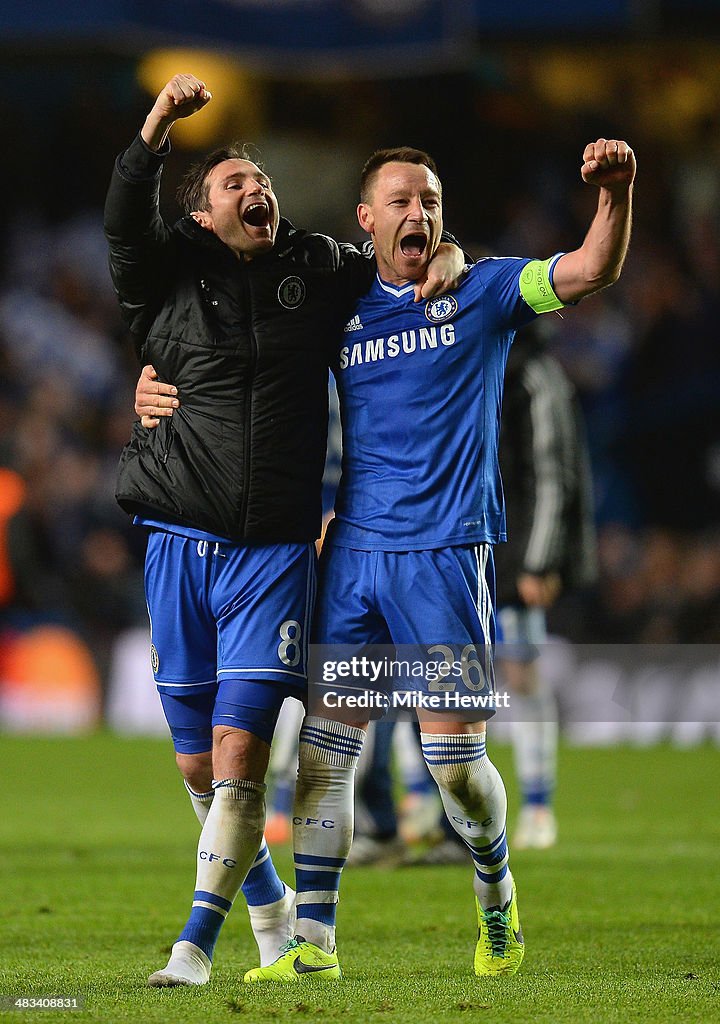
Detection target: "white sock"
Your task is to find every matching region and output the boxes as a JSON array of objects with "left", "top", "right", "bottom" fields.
[
  {"left": 175, "top": 779, "right": 265, "bottom": 961},
  {"left": 147, "top": 941, "right": 212, "bottom": 987},
  {"left": 247, "top": 884, "right": 296, "bottom": 966},
  {"left": 510, "top": 676, "right": 558, "bottom": 807},
  {"left": 184, "top": 780, "right": 214, "bottom": 824},
  {"left": 421, "top": 733, "right": 513, "bottom": 910},
  {"left": 292, "top": 716, "right": 365, "bottom": 952},
  {"left": 183, "top": 780, "right": 292, "bottom": 965}
]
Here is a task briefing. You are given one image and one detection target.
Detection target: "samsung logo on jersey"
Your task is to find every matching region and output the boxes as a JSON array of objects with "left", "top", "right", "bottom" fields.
[{"left": 339, "top": 324, "right": 456, "bottom": 370}]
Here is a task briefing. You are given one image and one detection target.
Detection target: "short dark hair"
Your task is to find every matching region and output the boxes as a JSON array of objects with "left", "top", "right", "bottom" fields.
[
  {"left": 359, "top": 147, "right": 440, "bottom": 204},
  {"left": 176, "top": 143, "right": 265, "bottom": 215}
]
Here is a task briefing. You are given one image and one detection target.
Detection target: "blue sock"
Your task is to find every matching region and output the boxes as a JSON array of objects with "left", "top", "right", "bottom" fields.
[
  {"left": 295, "top": 896, "right": 337, "bottom": 933},
  {"left": 522, "top": 781, "right": 553, "bottom": 806},
  {"left": 241, "top": 839, "right": 286, "bottom": 907},
  {"left": 271, "top": 779, "right": 295, "bottom": 816},
  {"left": 177, "top": 892, "right": 232, "bottom": 959}
]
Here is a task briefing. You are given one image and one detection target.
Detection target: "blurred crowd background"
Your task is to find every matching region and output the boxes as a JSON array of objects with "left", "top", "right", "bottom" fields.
[{"left": 0, "top": 0, "right": 719, "bottom": 737}]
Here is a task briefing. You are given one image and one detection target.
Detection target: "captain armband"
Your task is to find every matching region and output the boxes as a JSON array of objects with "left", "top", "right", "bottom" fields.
[{"left": 519, "top": 256, "right": 565, "bottom": 314}]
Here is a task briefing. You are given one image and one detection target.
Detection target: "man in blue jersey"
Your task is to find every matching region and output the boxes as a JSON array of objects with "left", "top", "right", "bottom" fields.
[
  {"left": 240, "top": 137, "right": 635, "bottom": 982},
  {"left": 142, "top": 135, "right": 635, "bottom": 981}
]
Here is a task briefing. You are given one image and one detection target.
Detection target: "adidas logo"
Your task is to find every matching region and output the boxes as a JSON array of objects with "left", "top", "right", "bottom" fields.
[{"left": 344, "top": 314, "right": 363, "bottom": 332}]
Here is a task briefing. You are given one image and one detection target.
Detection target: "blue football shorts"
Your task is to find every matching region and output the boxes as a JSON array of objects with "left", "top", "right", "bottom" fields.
[
  {"left": 312, "top": 540, "right": 497, "bottom": 715},
  {"left": 144, "top": 528, "right": 316, "bottom": 750}
]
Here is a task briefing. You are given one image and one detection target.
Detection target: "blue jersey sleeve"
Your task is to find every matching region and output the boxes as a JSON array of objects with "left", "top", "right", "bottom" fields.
[{"left": 470, "top": 256, "right": 559, "bottom": 330}]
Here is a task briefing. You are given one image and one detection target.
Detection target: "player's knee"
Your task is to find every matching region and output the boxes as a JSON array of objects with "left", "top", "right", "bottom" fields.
[
  {"left": 176, "top": 750, "right": 213, "bottom": 792},
  {"left": 420, "top": 729, "right": 488, "bottom": 795},
  {"left": 212, "top": 725, "right": 271, "bottom": 784}
]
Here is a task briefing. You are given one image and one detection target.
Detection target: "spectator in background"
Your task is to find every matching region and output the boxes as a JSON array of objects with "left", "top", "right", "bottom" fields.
[
  {"left": 494, "top": 326, "right": 597, "bottom": 849},
  {"left": 0, "top": 203, "right": 149, "bottom": 714}
]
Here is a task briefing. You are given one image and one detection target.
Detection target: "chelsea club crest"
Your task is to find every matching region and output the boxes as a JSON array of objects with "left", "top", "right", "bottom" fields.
[
  {"left": 278, "top": 276, "right": 306, "bottom": 309},
  {"left": 425, "top": 294, "right": 458, "bottom": 323}
]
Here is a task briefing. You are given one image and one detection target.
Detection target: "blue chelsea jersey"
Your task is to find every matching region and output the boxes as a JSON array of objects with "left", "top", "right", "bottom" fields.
[{"left": 330, "top": 256, "right": 541, "bottom": 551}]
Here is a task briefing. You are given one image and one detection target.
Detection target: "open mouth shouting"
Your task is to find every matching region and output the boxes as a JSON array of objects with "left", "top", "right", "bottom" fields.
[
  {"left": 243, "top": 202, "right": 271, "bottom": 230},
  {"left": 400, "top": 232, "right": 428, "bottom": 259}
]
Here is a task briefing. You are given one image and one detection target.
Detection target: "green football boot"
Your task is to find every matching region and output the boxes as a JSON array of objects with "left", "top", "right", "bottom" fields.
[
  {"left": 243, "top": 938, "right": 341, "bottom": 983},
  {"left": 474, "top": 880, "right": 525, "bottom": 976}
]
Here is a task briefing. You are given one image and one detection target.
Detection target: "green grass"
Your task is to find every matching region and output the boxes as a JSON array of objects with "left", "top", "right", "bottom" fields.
[{"left": 0, "top": 734, "right": 718, "bottom": 1023}]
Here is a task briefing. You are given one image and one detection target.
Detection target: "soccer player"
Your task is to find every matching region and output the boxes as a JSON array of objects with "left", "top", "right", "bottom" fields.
[
  {"left": 239, "top": 137, "right": 635, "bottom": 981},
  {"left": 105, "top": 73, "right": 464, "bottom": 988},
  {"left": 341, "top": 327, "right": 598, "bottom": 864},
  {"left": 138, "top": 132, "right": 634, "bottom": 978},
  {"left": 495, "top": 327, "right": 597, "bottom": 850}
]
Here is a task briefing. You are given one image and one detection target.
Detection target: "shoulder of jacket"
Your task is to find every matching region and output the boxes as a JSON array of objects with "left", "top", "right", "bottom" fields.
[{"left": 279, "top": 229, "right": 343, "bottom": 269}]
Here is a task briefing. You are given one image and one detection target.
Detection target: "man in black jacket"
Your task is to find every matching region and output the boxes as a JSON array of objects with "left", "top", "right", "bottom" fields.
[
  {"left": 494, "top": 327, "right": 597, "bottom": 849},
  {"left": 105, "top": 73, "right": 463, "bottom": 987}
]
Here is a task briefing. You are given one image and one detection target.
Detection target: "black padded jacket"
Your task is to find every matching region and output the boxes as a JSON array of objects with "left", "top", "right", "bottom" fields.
[
  {"left": 494, "top": 329, "right": 598, "bottom": 606},
  {"left": 104, "top": 134, "right": 373, "bottom": 543}
]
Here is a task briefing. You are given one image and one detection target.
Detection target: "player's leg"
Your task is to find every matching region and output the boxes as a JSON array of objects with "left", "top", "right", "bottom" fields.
[
  {"left": 160, "top": 702, "right": 292, "bottom": 972},
  {"left": 170, "top": 707, "right": 289, "bottom": 976},
  {"left": 243, "top": 711, "right": 368, "bottom": 983},
  {"left": 143, "top": 529, "right": 224, "bottom": 986},
  {"left": 384, "top": 544, "right": 523, "bottom": 975},
  {"left": 197, "top": 540, "right": 319, "bottom": 972},
  {"left": 179, "top": 737, "right": 298, "bottom": 955},
  {"left": 150, "top": 721, "right": 277, "bottom": 988},
  {"left": 264, "top": 696, "right": 305, "bottom": 845},
  {"left": 148, "top": 688, "right": 293, "bottom": 985},
  {"left": 346, "top": 719, "right": 407, "bottom": 865},
  {"left": 145, "top": 535, "right": 309, "bottom": 985},
  {"left": 419, "top": 718, "right": 523, "bottom": 975},
  {"left": 292, "top": 544, "right": 386, "bottom": 963},
  {"left": 212, "top": 684, "right": 300, "bottom": 967},
  {"left": 498, "top": 606, "right": 558, "bottom": 849},
  {"left": 291, "top": 712, "right": 367, "bottom": 939},
  {"left": 244, "top": 542, "right": 381, "bottom": 983}
]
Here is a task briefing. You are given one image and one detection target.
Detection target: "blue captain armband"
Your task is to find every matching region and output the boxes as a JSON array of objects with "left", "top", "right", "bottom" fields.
[{"left": 519, "top": 254, "right": 565, "bottom": 314}]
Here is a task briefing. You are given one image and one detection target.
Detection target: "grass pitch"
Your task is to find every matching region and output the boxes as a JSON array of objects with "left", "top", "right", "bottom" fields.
[{"left": 0, "top": 733, "right": 718, "bottom": 1023}]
